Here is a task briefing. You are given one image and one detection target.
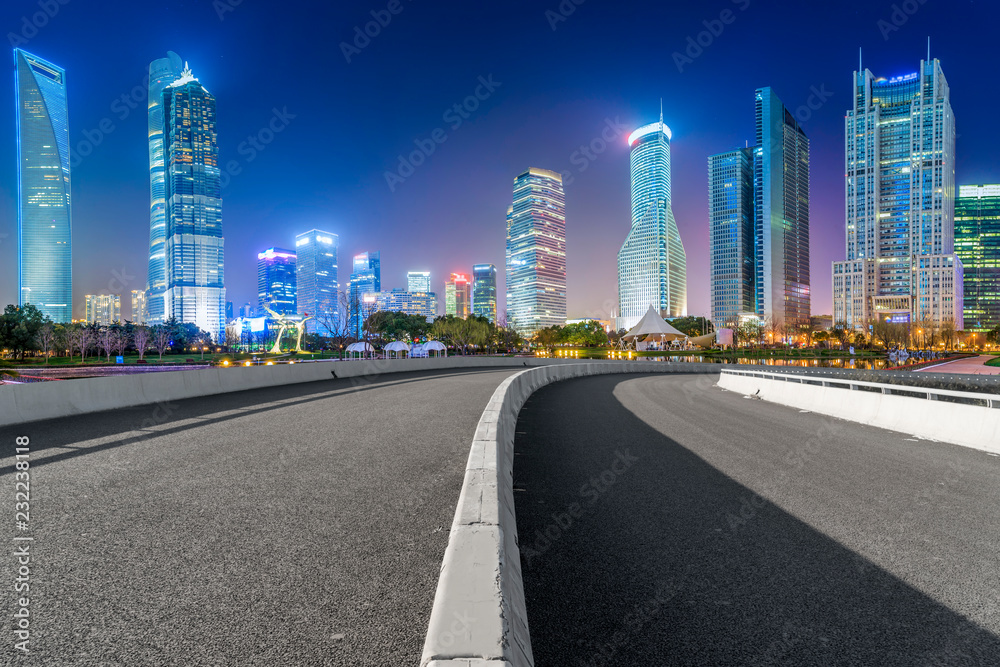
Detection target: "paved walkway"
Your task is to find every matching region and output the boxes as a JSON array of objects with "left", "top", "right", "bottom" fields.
[{"left": 915, "top": 354, "right": 1000, "bottom": 375}]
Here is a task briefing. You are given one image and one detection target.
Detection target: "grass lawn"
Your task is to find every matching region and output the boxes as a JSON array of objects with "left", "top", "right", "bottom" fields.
[{"left": 986, "top": 356, "right": 1000, "bottom": 368}]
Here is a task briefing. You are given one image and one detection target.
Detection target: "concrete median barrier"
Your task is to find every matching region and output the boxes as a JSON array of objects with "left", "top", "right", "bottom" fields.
[{"left": 420, "top": 362, "right": 719, "bottom": 667}]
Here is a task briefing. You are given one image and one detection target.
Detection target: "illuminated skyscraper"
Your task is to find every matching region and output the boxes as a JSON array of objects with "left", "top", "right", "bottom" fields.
[
  {"left": 754, "top": 87, "right": 810, "bottom": 329},
  {"left": 15, "top": 49, "right": 71, "bottom": 323},
  {"left": 349, "top": 251, "right": 380, "bottom": 337},
  {"left": 131, "top": 289, "right": 147, "bottom": 324},
  {"left": 162, "top": 64, "right": 226, "bottom": 341},
  {"left": 372, "top": 289, "right": 437, "bottom": 319},
  {"left": 472, "top": 263, "right": 497, "bottom": 322},
  {"left": 144, "top": 51, "right": 184, "bottom": 326},
  {"left": 618, "top": 111, "right": 686, "bottom": 330},
  {"left": 407, "top": 271, "right": 431, "bottom": 293},
  {"left": 295, "top": 230, "right": 338, "bottom": 334},
  {"left": 833, "top": 58, "right": 962, "bottom": 332},
  {"left": 955, "top": 184, "right": 1000, "bottom": 332},
  {"left": 85, "top": 294, "right": 121, "bottom": 326},
  {"left": 708, "top": 148, "right": 755, "bottom": 328},
  {"left": 445, "top": 273, "right": 470, "bottom": 317},
  {"left": 257, "top": 248, "right": 297, "bottom": 315},
  {"left": 506, "top": 168, "right": 566, "bottom": 335}
]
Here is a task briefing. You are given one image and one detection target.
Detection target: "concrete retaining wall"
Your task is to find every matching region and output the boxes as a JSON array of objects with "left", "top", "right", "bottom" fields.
[
  {"left": 0, "top": 356, "right": 629, "bottom": 428},
  {"left": 718, "top": 371, "right": 1000, "bottom": 454},
  {"left": 420, "top": 362, "right": 720, "bottom": 667}
]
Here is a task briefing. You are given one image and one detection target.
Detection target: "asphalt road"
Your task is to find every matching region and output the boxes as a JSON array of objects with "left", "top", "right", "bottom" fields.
[
  {"left": 0, "top": 367, "right": 519, "bottom": 666},
  {"left": 514, "top": 373, "right": 1000, "bottom": 666}
]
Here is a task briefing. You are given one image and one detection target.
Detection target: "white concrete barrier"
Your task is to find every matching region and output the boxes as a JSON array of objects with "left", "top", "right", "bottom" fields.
[
  {"left": 1, "top": 356, "right": 687, "bottom": 428},
  {"left": 421, "top": 362, "right": 720, "bottom": 667},
  {"left": 718, "top": 369, "right": 1000, "bottom": 454}
]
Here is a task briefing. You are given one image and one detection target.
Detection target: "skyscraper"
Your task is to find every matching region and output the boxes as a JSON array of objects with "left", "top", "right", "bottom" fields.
[
  {"left": 15, "top": 49, "right": 71, "bottom": 323},
  {"left": 257, "top": 248, "right": 297, "bottom": 315},
  {"left": 754, "top": 87, "right": 810, "bottom": 329},
  {"left": 445, "top": 273, "right": 470, "bottom": 318},
  {"left": 372, "top": 289, "right": 437, "bottom": 319},
  {"left": 349, "top": 251, "right": 380, "bottom": 337},
  {"left": 131, "top": 289, "right": 147, "bottom": 324},
  {"left": 833, "top": 58, "right": 963, "bottom": 332},
  {"left": 506, "top": 168, "right": 566, "bottom": 336},
  {"left": 955, "top": 184, "right": 1000, "bottom": 332},
  {"left": 472, "top": 263, "right": 497, "bottom": 322},
  {"left": 618, "top": 111, "right": 686, "bottom": 331},
  {"left": 85, "top": 294, "right": 121, "bottom": 326},
  {"left": 144, "top": 51, "right": 184, "bottom": 326},
  {"left": 162, "top": 64, "right": 226, "bottom": 341},
  {"left": 407, "top": 271, "right": 431, "bottom": 293},
  {"left": 295, "top": 230, "right": 338, "bottom": 334},
  {"left": 708, "top": 148, "right": 755, "bottom": 328}
]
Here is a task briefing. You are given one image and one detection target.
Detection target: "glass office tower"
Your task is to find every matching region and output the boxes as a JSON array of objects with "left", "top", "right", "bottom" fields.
[
  {"left": 15, "top": 49, "right": 71, "bottom": 322},
  {"left": 506, "top": 168, "right": 566, "bottom": 336},
  {"left": 472, "top": 263, "right": 497, "bottom": 322},
  {"left": 618, "top": 112, "right": 686, "bottom": 330},
  {"left": 295, "top": 230, "right": 338, "bottom": 334},
  {"left": 708, "top": 148, "right": 755, "bottom": 329},
  {"left": 162, "top": 65, "right": 226, "bottom": 341},
  {"left": 257, "top": 248, "right": 297, "bottom": 315},
  {"left": 407, "top": 271, "right": 431, "bottom": 293},
  {"left": 833, "top": 58, "right": 962, "bottom": 332},
  {"left": 445, "top": 273, "right": 471, "bottom": 318},
  {"left": 955, "top": 184, "right": 1000, "bottom": 332},
  {"left": 145, "top": 52, "right": 184, "bottom": 326},
  {"left": 85, "top": 294, "right": 121, "bottom": 325},
  {"left": 349, "top": 251, "right": 380, "bottom": 337},
  {"left": 754, "top": 87, "right": 810, "bottom": 330}
]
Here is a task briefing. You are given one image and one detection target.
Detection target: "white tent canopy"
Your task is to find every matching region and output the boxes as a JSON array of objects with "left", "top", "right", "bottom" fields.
[
  {"left": 622, "top": 306, "right": 687, "bottom": 341},
  {"left": 346, "top": 342, "right": 375, "bottom": 352},
  {"left": 384, "top": 341, "right": 411, "bottom": 358},
  {"left": 411, "top": 340, "right": 447, "bottom": 358}
]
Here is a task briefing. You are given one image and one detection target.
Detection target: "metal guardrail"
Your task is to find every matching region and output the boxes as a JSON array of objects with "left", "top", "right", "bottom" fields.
[{"left": 721, "top": 368, "right": 1000, "bottom": 409}]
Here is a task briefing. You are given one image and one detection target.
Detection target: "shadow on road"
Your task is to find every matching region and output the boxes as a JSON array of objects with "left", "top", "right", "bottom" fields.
[{"left": 514, "top": 374, "right": 999, "bottom": 665}]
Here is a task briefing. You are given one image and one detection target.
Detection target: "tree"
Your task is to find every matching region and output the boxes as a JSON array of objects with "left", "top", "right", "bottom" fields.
[
  {"left": 96, "top": 326, "right": 115, "bottom": 362},
  {"left": 224, "top": 323, "right": 240, "bottom": 353},
  {"left": 69, "top": 325, "right": 93, "bottom": 363},
  {"left": 132, "top": 325, "right": 151, "bottom": 361},
  {"left": 494, "top": 312, "right": 523, "bottom": 354},
  {"left": 0, "top": 304, "right": 48, "bottom": 360},
  {"left": 670, "top": 316, "right": 713, "bottom": 338},
  {"left": 35, "top": 322, "right": 56, "bottom": 363},
  {"left": 560, "top": 320, "right": 608, "bottom": 347},
  {"left": 152, "top": 325, "right": 172, "bottom": 361},
  {"left": 533, "top": 326, "right": 561, "bottom": 353},
  {"left": 317, "top": 290, "right": 355, "bottom": 359}
]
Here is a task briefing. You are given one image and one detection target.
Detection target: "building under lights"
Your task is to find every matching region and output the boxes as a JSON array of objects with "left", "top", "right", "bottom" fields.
[
  {"left": 372, "top": 289, "right": 437, "bottom": 319},
  {"left": 295, "top": 230, "right": 338, "bottom": 333},
  {"left": 708, "top": 148, "right": 755, "bottom": 329},
  {"left": 15, "top": 50, "right": 72, "bottom": 323},
  {"left": 85, "top": 294, "right": 121, "bottom": 326},
  {"left": 445, "top": 273, "right": 471, "bottom": 318},
  {"left": 472, "top": 263, "right": 497, "bottom": 322},
  {"left": 954, "top": 184, "right": 1000, "bottom": 332},
  {"left": 257, "top": 248, "right": 297, "bottom": 315},
  {"left": 407, "top": 271, "right": 431, "bottom": 293},
  {"left": 833, "top": 58, "right": 963, "bottom": 332},
  {"left": 618, "top": 111, "right": 686, "bottom": 331},
  {"left": 162, "top": 63, "right": 226, "bottom": 341},
  {"left": 506, "top": 168, "right": 566, "bottom": 335},
  {"left": 144, "top": 52, "right": 185, "bottom": 326},
  {"left": 349, "top": 251, "right": 381, "bottom": 336},
  {"left": 131, "top": 289, "right": 147, "bottom": 324}
]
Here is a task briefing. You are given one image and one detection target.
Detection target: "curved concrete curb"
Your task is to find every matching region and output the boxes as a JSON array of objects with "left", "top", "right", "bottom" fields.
[{"left": 420, "top": 362, "right": 720, "bottom": 667}]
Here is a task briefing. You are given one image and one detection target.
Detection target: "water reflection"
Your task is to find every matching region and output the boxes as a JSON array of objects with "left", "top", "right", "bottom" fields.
[{"left": 604, "top": 355, "right": 932, "bottom": 370}]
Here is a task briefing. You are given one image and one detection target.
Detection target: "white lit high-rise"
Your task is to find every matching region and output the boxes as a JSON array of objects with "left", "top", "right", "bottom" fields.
[{"left": 833, "top": 57, "right": 963, "bottom": 332}]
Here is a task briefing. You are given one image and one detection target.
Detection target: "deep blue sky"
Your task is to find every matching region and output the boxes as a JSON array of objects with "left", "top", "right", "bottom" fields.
[{"left": 1, "top": 0, "right": 998, "bottom": 321}]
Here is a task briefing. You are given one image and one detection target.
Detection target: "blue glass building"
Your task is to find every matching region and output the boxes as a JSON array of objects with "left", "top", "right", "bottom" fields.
[
  {"left": 145, "top": 52, "right": 184, "bottom": 326},
  {"left": 708, "top": 148, "right": 755, "bottom": 328},
  {"left": 257, "top": 248, "right": 297, "bottom": 316},
  {"left": 15, "top": 49, "right": 71, "bottom": 322},
  {"left": 954, "top": 185, "right": 1000, "bottom": 333},
  {"left": 349, "top": 251, "right": 381, "bottom": 337},
  {"left": 618, "top": 112, "right": 686, "bottom": 330},
  {"left": 472, "top": 263, "right": 497, "bottom": 322},
  {"left": 506, "top": 168, "right": 566, "bottom": 336},
  {"left": 162, "top": 65, "right": 226, "bottom": 341},
  {"left": 295, "top": 230, "right": 338, "bottom": 334}
]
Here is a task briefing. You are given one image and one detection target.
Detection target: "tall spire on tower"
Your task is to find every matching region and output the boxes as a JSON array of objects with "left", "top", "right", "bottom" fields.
[{"left": 659, "top": 98, "right": 663, "bottom": 124}]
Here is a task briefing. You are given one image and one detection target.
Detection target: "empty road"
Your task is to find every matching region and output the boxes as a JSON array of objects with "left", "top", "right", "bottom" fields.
[
  {"left": 0, "top": 367, "right": 520, "bottom": 665},
  {"left": 515, "top": 373, "right": 1000, "bottom": 665}
]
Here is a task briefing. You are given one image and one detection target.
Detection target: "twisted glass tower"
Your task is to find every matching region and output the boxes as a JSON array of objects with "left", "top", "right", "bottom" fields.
[
  {"left": 618, "top": 112, "right": 686, "bottom": 330},
  {"left": 162, "top": 65, "right": 226, "bottom": 341},
  {"left": 15, "top": 49, "right": 71, "bottom": 322},
  {"left": 145, "top": 52, "right": 184, "bottom": 326}
]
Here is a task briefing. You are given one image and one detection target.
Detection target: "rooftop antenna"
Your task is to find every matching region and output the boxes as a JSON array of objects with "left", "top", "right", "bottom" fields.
[
  {"left": 926, "top": 36, "right": 930, "bottom": 63},
  {"left": 858, "top": 47, "right": 862, "bottom": 74},
  {"left": 659, "top": 98, "right": 663, "bottom": 124}
]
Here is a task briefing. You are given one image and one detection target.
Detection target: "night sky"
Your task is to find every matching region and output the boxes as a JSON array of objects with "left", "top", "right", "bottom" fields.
[{"left": 1, "top": 0, "right": 998, "bottom": 322}]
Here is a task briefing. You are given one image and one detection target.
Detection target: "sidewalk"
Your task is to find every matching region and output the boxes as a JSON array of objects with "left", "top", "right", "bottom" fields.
[{"left": 914, "top": 355, "right": 1000, "bottom": 375}]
